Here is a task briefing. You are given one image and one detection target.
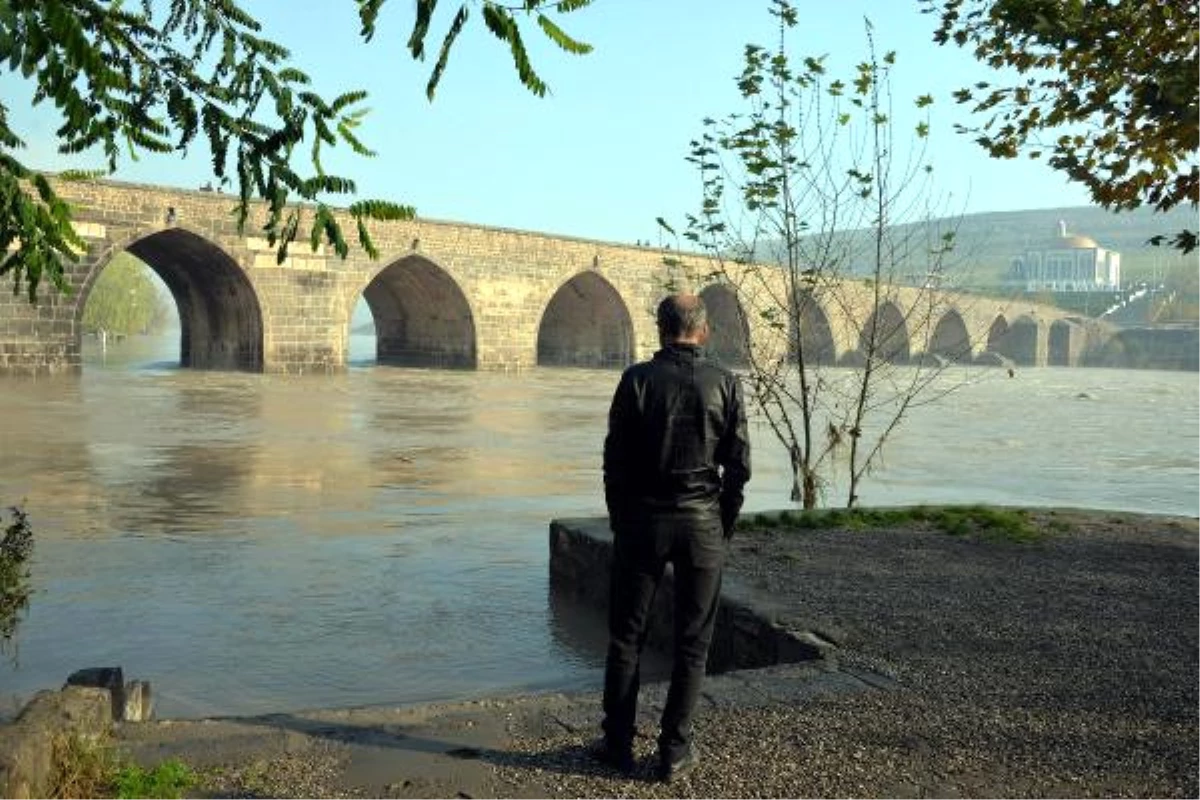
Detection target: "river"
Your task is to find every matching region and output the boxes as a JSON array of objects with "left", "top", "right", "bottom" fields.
[{"left": 1, "top": 334, "right": 1196, "bottom": 718}]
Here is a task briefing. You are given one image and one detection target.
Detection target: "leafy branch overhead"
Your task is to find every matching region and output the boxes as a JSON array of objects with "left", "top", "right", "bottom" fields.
[
  {"left": 921, "top": 0, "right": 1198, "bottom": 253},
  {"left": 0, "top": 0, "right": 592, "bottom": 301}
]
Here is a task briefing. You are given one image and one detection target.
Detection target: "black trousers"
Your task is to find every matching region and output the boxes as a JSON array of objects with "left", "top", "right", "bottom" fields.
[{"left": 601, "top": 516, "right": 725, "bottom": 761}]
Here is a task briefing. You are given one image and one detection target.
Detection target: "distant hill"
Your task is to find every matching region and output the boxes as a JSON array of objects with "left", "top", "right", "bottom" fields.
[{"left": 886, "top": 205, "right": 1196, "bottom": 289}]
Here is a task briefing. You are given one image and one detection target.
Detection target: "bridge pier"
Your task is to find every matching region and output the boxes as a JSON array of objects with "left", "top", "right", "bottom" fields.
[{"left": 0, "top": 287, "right": 80, "bottom": 377}]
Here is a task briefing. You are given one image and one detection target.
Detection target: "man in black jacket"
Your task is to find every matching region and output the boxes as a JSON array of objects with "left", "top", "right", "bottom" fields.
[{"left": 597, "top": 292, "right": 752, "bottom": 782}]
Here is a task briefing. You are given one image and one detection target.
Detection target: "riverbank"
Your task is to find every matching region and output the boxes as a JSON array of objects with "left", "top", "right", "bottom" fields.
[{"left": 112, "top": 507, "right": 1197, "bottom": 798}]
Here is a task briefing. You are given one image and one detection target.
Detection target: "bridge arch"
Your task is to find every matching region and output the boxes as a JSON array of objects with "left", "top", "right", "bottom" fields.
[
  {"left": 998, "top": 316, "right": 1046, "bottom": 367},
  {"left": 928, "top": 308, "right": 973, "bottom": 362},
  {"left": 537, "top": 272, "right": 634, "bottom": 368},
  {"left": 984, "top": 315, "right": 1011, "bottom": 361},
  {"left": 362, "top": 255, "right": 477, "bottom": 368},
  {"left": 699, "top": 283, "right": 749, "bottom": 368},
  {"left": 90, "top": 227, "right": 264, "bottom": 370},
  {"left": 858, "top": 300, "right": 910, "bottom": 364},
  {"left": 791, "top": 291, "right": 838, "bottom": 366}
]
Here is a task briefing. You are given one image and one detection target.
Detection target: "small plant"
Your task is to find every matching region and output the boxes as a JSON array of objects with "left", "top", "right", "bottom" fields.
[
  {"left": 49, "top": 732, "right": 195, "bottom": 799},
  {"left": 934, "top": 505, "right": 1041, "bottom": 542},
  {"left": 1, "top": 505, "right": 34, "bottom": 659},
  {"left": 113, "top": 759, "right": 195, "bottom": 799},
  {"left": 738, "top": 513, "right": 774, "bottom": 531},
  {"left": 51, "top": 732, "right": 117, "bottom": 799}
]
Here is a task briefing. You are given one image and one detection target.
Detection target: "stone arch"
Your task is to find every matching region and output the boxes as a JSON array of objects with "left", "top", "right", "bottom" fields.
[
  {"left": 362, "top": 255, "right": 477, "bottom": 368},
  {"left": 793, "top": 291, "right": 837, "bottom": 366},
  {"left": 85, "top": 227, "right": 264, "bottom": 370},
  {"left": 985, "top": 315, "right": 1010, "bottom": 358},
  {"left": 699, "top": 283, "right": 749, "bottom": 368},
  {"left": 537, "top": 272, "right": 634, "bottom": 368},
  {"left": 928, "top": 309, "right": 972, "bottom": 362},
  {"left": 858, "top": 300, "right": 910, "bottom": 364}
]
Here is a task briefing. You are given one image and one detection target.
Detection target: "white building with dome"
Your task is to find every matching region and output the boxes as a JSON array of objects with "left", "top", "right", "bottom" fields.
[{"left": 1007, "top": 221, "right": 1121, "bottom": 292}]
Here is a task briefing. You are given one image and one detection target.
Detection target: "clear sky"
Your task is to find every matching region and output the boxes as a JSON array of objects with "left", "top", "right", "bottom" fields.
[{"left": 4, "top": 1, "right": 1097, "bottom": 245}]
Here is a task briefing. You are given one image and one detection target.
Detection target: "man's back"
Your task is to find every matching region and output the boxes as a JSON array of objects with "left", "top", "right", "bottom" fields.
[{"left": 603, "top": 342, "right": 750, "bottom": 524}]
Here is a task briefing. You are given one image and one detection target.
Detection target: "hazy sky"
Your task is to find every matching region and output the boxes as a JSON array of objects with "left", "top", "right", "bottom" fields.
[{"left": 5, "top": 1, "right": 1097, "bottom": 245}]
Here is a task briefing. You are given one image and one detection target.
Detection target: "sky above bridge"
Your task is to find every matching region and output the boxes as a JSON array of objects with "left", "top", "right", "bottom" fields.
[{"left": 4, "top": 1, "right": 1096, "bottom": 246}]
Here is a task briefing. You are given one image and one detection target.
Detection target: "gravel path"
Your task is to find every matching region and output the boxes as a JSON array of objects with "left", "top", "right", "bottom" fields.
[
  {"left": 120, "top": 509, "right": 1198, "bottom": 798},
  {"left": 467, "top": 510, "right": 1197, "bottom": 798}
]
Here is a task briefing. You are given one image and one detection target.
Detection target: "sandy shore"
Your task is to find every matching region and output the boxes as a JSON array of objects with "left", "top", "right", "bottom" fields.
[{"left": 116, "top": 508, "right": 1198, "bottom": 798}]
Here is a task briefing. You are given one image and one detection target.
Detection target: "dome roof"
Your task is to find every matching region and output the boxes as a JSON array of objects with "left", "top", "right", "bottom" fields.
[{"left": 1060, "top": 233, "right": 1099, "bottom": 249}]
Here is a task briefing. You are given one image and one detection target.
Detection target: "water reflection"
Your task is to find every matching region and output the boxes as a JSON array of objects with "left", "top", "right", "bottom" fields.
[{"left": 546, "top": 583, "right": 671, "bottom": 686}]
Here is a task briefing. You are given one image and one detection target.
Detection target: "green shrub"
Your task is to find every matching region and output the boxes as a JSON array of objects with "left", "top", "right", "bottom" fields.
[
  {"left": 114, "top": 760, "right": 195, "bottom": 799},
  {"left": 1, "top": 506, "right": 33, "bottom": 658},
  {"left": 49, "top": 732, "right": 195, "bottom": 799}
]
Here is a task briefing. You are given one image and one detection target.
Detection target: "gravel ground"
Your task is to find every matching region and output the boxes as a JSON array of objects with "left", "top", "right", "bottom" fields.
[
  {"left": 482, "top": 509, "right": 1198, "bottom": 798},
  {"left": 121, "top": 508, "right": 1197, "bottom": 799}
]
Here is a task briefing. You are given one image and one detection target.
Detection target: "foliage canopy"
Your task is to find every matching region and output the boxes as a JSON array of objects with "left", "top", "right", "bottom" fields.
[
  {"left": 921, "top": 0, "right": 1199, "bottom": 252},
  {"left": 81, "top": 252, "right": 170, "bottom": 337},
  {"left": 0, "top": 0, "right": 591, "bottom": 301}
]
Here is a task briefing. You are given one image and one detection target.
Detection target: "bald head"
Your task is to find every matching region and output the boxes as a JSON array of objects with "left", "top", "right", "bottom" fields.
[{"left": 656, "top": 293, "right": 709, "bottom": 345}]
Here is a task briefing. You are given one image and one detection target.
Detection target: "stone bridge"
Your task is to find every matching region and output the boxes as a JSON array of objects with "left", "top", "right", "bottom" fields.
[{"left": 0, "top": 179, "right": 1101, "bottom": 377}]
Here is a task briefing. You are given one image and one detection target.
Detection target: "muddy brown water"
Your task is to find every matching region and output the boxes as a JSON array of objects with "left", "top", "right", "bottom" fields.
[{"left": 1, "top": 333, "right": 1195, "bottom": 718}]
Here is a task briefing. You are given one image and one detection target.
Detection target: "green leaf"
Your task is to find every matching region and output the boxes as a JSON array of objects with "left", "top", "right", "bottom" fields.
[
  {"left": 535, "top": 14, "right": 592, "bottom": 55},
  {"left": 482, "top": 4, "right": 547, "bottom": 97},
  {"left": 357, "top": 0, "right": 386, "bottom": 42},
  {"left": 348, "top": 199, "right": 417, "bottom": 221},
  {"left": 426, "top": 5, "right": 469, "bottom": 101},
  {"left": 408, "top": 0, "right": 441, "bottom": 59}
]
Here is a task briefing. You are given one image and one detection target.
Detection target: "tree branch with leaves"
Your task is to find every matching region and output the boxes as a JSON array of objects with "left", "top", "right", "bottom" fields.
[
  {"left": 0, "top": 0, "right": 593, "bottom": 301},
  {"left": 921, "top": 0, "right": 1199, "bottom": 253}
]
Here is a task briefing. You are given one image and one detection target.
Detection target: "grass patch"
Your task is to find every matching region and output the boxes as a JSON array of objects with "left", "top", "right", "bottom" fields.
[
  {"left": 51, "top": 732, "right": 117, "bottom": 799},
  {"left": 113, "top": 760, "right": 194, "bottom": 799},
  {"left": 50, "top": 732, "right": 195, "bottom": 799},
  {"left": 744, "top": 505, "right": 1044, "bottom": 542},
  {"left": 933, "top": 506, "right": 1043, "bottom": 542}
]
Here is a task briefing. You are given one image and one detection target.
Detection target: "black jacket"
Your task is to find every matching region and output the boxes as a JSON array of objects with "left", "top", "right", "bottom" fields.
[{"left": 603, "top": 343, "right": 751, "bottom": 533}]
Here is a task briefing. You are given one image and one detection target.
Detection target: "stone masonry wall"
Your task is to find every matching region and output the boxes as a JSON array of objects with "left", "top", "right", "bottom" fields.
[
  {"left": 548, "top": 518, "right": 831, "bottom": 673},
  {"left": 1, "top": 178, "right": 1097, "bottom": 376}
]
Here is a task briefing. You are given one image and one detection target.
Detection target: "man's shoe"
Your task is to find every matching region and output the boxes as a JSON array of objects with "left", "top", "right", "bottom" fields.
[
  {"left": 656, "top": 747, "right": 698, "bottom": 783},
  {"left": 589, "top": 738, "right": 635, "bottom": 775}
]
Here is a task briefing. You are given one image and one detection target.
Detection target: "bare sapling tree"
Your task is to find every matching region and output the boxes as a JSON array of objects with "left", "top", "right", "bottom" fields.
[{"left": 664, "top": 0, "right": 986, "bottom": 509}]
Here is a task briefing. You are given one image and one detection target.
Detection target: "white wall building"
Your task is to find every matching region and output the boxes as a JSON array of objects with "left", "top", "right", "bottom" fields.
[{"left": 1008, "top": 221, "right": 1122, "bottom": 292}]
